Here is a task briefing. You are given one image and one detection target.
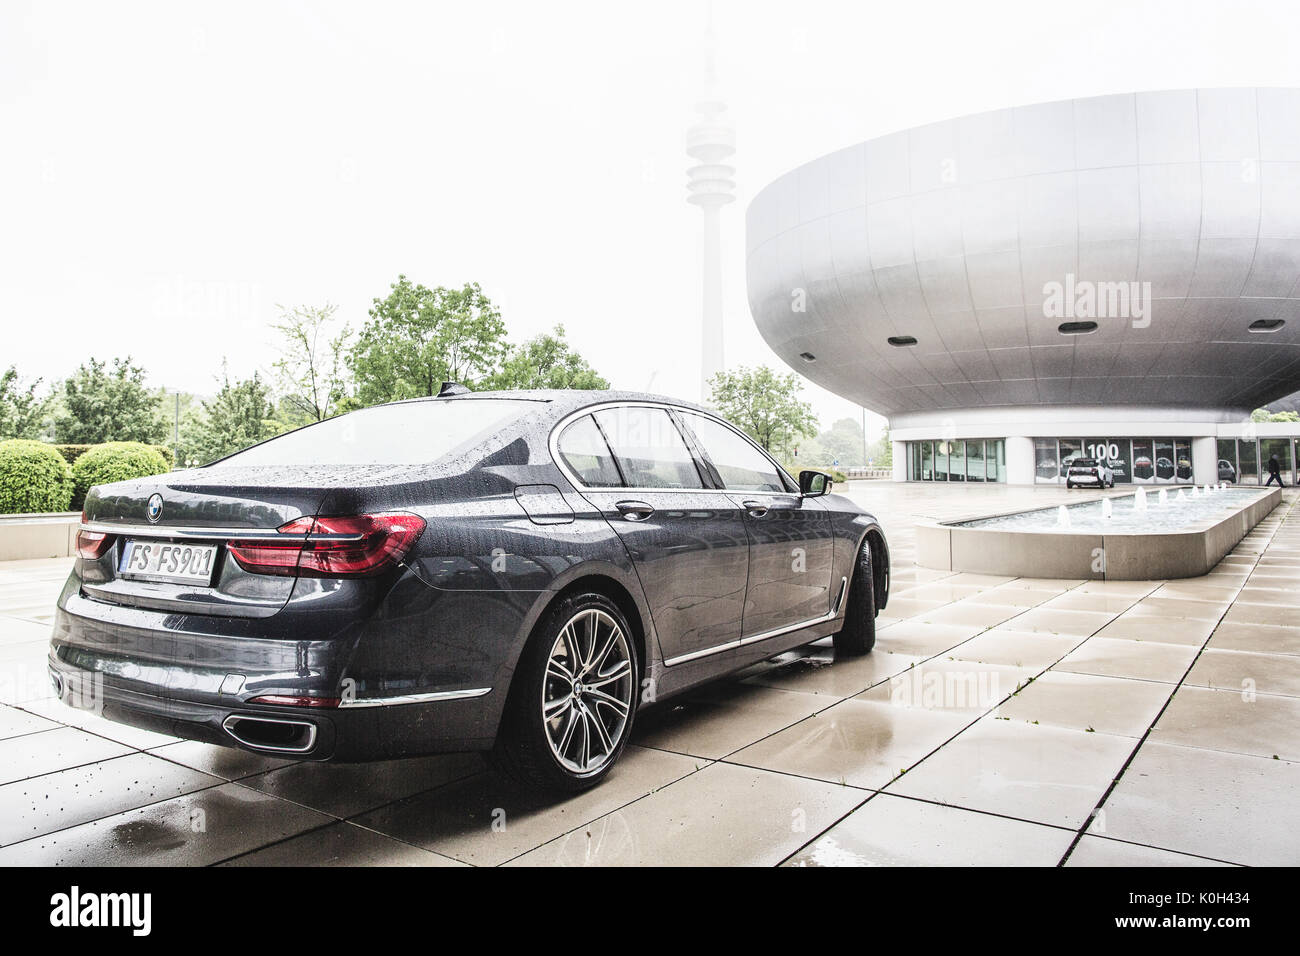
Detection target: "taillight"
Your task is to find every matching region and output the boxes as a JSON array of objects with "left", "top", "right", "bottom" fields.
[
  {"left": 76, "top": 529, "right": 113, "bottom": 559},
  {"left": 227, "top": 512, "right": 425, "bottom": 578}
]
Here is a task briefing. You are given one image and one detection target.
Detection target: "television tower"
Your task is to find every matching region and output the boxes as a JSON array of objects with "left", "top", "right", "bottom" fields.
[{"left": 685, "top": 21, "right": 735, "bottom": 401}]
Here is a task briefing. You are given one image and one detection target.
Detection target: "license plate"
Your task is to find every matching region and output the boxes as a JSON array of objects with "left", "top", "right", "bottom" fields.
[{"left": 120, "top": 540, "right": 218, "bottom": 585}]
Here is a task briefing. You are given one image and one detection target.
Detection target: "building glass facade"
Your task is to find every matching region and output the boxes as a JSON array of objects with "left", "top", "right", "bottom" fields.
[
  {"left": 906, "top": 436, "right": 1300, "bottom": 484},
  {"left": 905, "top": 440, "right": 1007, "bottom": 482},
  {"left": 1217, "top": 438, "right": 1298, "bottom": 485},
  {"left": 1033, "top": 437, "right": 1204, "bottom": 485}
]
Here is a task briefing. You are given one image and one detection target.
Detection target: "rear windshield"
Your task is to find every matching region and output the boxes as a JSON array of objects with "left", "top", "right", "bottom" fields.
[
  {"left": 1071, "top": 458, "right": 1098, "bottom": 467},
  {"left": 217, "top": 399, "right": 539, "bottom": 467}
]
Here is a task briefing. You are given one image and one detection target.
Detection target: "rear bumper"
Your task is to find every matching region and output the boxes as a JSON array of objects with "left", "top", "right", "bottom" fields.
[
  {"left": 47, "top": 652, "right": 498, "bottom": 760},
  {"left": 48, "top": 578, "right": 515, "bottom": 760}
]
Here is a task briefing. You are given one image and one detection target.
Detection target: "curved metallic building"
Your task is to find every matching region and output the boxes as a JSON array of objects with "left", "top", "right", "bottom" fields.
[{"left": 747, "top": 88, "right": 1300, "bottom": 484}]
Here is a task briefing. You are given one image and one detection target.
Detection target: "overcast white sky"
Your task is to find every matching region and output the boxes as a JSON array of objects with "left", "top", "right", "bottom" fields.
[{"left": 5, "top": 0, "right": 1300, "bottom": 437}]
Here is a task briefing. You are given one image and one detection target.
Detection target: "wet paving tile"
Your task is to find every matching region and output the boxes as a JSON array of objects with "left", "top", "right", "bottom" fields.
[
  {"left": 785, "top": 792, "right": 1075, "bottom": 866},
  {"left": 911, "top": 602, "right": 1024, "bottom": 630},
  {"left": 1123, "top": 596, "right": 1232, "bottom": 622},
  {"left": 632, "top": 684, "right": 825, "bottom": 759},
  {"left": 147, "top": 740, "right": 299, "bottom": 780},
  {"left": 220, "top": 821, "right": 464, "bottom": 867},
  {"left": 1150, "top": 685, "right": 1300, "bottom": 761},
  {"left": 1040, "top": 591, "right": 1143, "bottom": 614},
  {"left": 239, "top": 752, "right": 486, "bottom": 818},
  {"left": 966, "top": 587, "right": 1061, "bottom": 609},
  {"left": 856, "top": 657, "right": 1032, "bottom": 715},
  {"left": 1065, "top": 835, "right": 1237, "bottom": 867},
  {"left": 728, "top": 697, "right": 971, "bottom": 790},
  {"left": 876, "top": 621, "right": 984, "bottom": 657},
  {"left": 352, "top": 745, "right": 700, "bottom": 866},
  {"left": 994, "top": 671, "right": 1173, "bottom": 738},
  {"left": 886, "top": 716, "right": 1135, "bottom": 829},
  {"left": 1222, "top": 602, "right": 1300, "bottom": 628},
  {"left": 18, "top": 697, "right": 181, "bottom": 749},
  {"left": 1054, "top": 636, "right": 1199, "bottom": 683},
  {"left": 876, "top": 596, "right": 949, "bottom": 620},
  {"left": 1185, "top": 648, "right": 1300, "bottom": 698},
  {"left": 1207, "top": 621, "right": 1300, "bottom": 656},
  {"left": 0, "top": 781, "right": 333, "bottom": 866},
  {"left": 0, "top": 752, "right": 220, "bottom": 846},
  {"left": 1092, "top": 614, "right": 1216, "bottom": 645},
  {"left": 997, "top": 607, "right": 1118, "bottom": 638},
  {"left": 1092, "top": 741, "right": 1300, "bottom": 866},
  {"left": 0, "top": 725, "right": 132, "bottom": 785},
  {"left": 0, "top": 702, "right": 60, "bottom": 740},
  {"left": 740, "top": 647, "right": 924, "bottom": 698},
  {"left": 508, "top": 762, "right": 865, "bottom": 867},
  {"left": 944, "top": 629, "right": 1080, "bottom": 670},
  {"left": 1233, "top": 587, "right": 1300, "bottom": 607}
]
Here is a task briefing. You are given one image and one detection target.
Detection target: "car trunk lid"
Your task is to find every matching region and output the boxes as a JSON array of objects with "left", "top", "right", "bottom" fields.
[{"left": 79, "top": 467, "right": 337, "bottom": 617}]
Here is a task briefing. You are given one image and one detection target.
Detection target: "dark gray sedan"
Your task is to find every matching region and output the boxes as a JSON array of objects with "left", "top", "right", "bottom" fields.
[{"left": 50, "top": 388, "right": 890, "bottom": 791}]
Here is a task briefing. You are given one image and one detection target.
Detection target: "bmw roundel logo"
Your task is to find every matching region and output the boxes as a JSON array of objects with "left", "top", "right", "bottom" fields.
[{"left": 146, "top": 494, "right": 164, "bottom": 524}]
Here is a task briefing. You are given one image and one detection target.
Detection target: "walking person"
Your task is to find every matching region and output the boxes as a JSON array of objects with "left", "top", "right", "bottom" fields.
[{"left": 1265, "top": 454, "right": 1285, "bottom": 487}]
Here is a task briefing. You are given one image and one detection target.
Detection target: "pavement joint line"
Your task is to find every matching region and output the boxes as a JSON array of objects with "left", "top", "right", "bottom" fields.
[
  {"left": 1056, "top": 492, "right": 1297, "bottom": 866},
  {"left": 491, "top": 756, "right": 724, "bottom": 867},
  {"left": 770, "top": 565, "right": 1230, "bottom": 864}
]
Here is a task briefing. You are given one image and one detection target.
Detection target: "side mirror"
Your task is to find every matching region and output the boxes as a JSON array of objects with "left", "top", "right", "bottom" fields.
[{"left": 799, "top": 470, "right": 832, "bottom": 497}]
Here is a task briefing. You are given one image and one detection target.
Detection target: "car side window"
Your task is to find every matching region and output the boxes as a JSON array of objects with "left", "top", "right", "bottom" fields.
[
  {"left": 592, "top": 406, "right": 705, "bottom": 489},
  {"left": 679, "top": 412, "right": 786, "bottom": 492},
  {"left": 556, "top": 415, "right": 624, "bottom": 487}
]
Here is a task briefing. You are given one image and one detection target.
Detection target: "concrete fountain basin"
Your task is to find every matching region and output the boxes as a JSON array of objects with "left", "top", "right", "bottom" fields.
[{"left": 915, "top": 486, "right": 1282, "bottom": 580}]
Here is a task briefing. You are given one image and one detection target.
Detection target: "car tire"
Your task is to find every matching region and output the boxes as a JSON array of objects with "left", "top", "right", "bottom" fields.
[
  {"left": 833, "top": 538, "right": 877, "bottom": 656},
  {"left": 490, "top": 592, "right": 639, "bottom": 793},
  {"left": 1066, "top": 482, "right": 1074, "bottom": 489}
]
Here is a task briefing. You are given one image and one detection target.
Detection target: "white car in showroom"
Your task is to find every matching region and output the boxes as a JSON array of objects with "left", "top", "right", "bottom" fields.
[{"left": 1065, "top": 457, "right": 1115, "bottom": 489}]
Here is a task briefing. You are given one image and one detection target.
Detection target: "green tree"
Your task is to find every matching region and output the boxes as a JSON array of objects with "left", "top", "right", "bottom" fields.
[
  {"left": 707, "top": 365, "right": 818, "bottom": 456},
  {"left": 813, "top": 417, "right": 867, "bottom": 467},
  {"left": 272, "top": 303, "right": 352, "bottom": 423},
  {"left": 0, "top": 366, "right": 49, "bottom": 440},
  {"left": 54, "top": 357, "right": 164, "bottom": 444},
  {"left": 487, "top": 325, "right": 609, "bottom": 390},
  {"left": 1251, "top": 408, "right": 1300, "bottom": 423},
  {"left": 182, "top": 368, "right": 283, "bottom": 465},
  {"left": 868, "top": 427, "right": 893, "bottom": 468},
  {"left": 349, "top": 276, "right": 507, "bottom": 404}
]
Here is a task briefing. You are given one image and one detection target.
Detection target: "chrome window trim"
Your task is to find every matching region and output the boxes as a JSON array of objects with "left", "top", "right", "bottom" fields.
[
  {"left": 662, "top": 576, "right": 848, "bottom": 667},
  {"left": 673, "top": 407, "right": 797, "bottom": 494},
  {"left": 338, "top": 686, "right": 492, "bottom": 708},
  {"left": 549, "top": 400, "right": 796, "bottom": 495}
]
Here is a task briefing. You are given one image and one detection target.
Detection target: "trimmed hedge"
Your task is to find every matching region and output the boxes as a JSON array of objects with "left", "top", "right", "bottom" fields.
[
  {"left": 0, "top": 440, "right": 74, "bottom": 514},
  {"left": 54, "top": 443, "right": 174, "bottom": 470},
  {"left": 72, "top": 442, "right": 171, "bottom": 510}
]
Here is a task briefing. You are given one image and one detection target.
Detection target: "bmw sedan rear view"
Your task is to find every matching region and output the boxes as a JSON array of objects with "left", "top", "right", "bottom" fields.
[{"left": 49, "top": 390, "right": 889, "bottom": 791}]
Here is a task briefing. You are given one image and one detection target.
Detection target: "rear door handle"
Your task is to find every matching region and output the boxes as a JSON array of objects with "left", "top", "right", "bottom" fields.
[
  {"left": 742, "top": 499, "right": 769, "bottom": 517},
  {"left": 614, "top": 500, "right": 655, "bottom": 521}
]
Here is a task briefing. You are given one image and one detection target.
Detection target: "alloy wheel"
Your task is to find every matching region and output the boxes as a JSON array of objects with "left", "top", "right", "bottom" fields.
[{"left": 542, "top": 607, "right": 634, "bottom": 774}]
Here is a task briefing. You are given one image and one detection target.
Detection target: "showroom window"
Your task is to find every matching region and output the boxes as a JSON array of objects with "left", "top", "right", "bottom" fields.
[
  {"left": 1238, "top": 439, "right": 1260, "bottom": 484},
  {"left": 1035, "top": 437, "right": 1220, "bottom": 485},
  {"left": 905, "top": 440, "right": 1004, "bottom": 483},
  {"left": 1218, "top": 439, "right": 1238, "bottom": 484},
  {"left": 1261, "top": 438, "right": 1294, "bottom": 486}
]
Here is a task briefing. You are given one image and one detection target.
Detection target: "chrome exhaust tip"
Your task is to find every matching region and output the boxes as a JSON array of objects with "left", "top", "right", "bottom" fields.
[{"left": 222, "top": 714, "right": 317, "bottom": 754}]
